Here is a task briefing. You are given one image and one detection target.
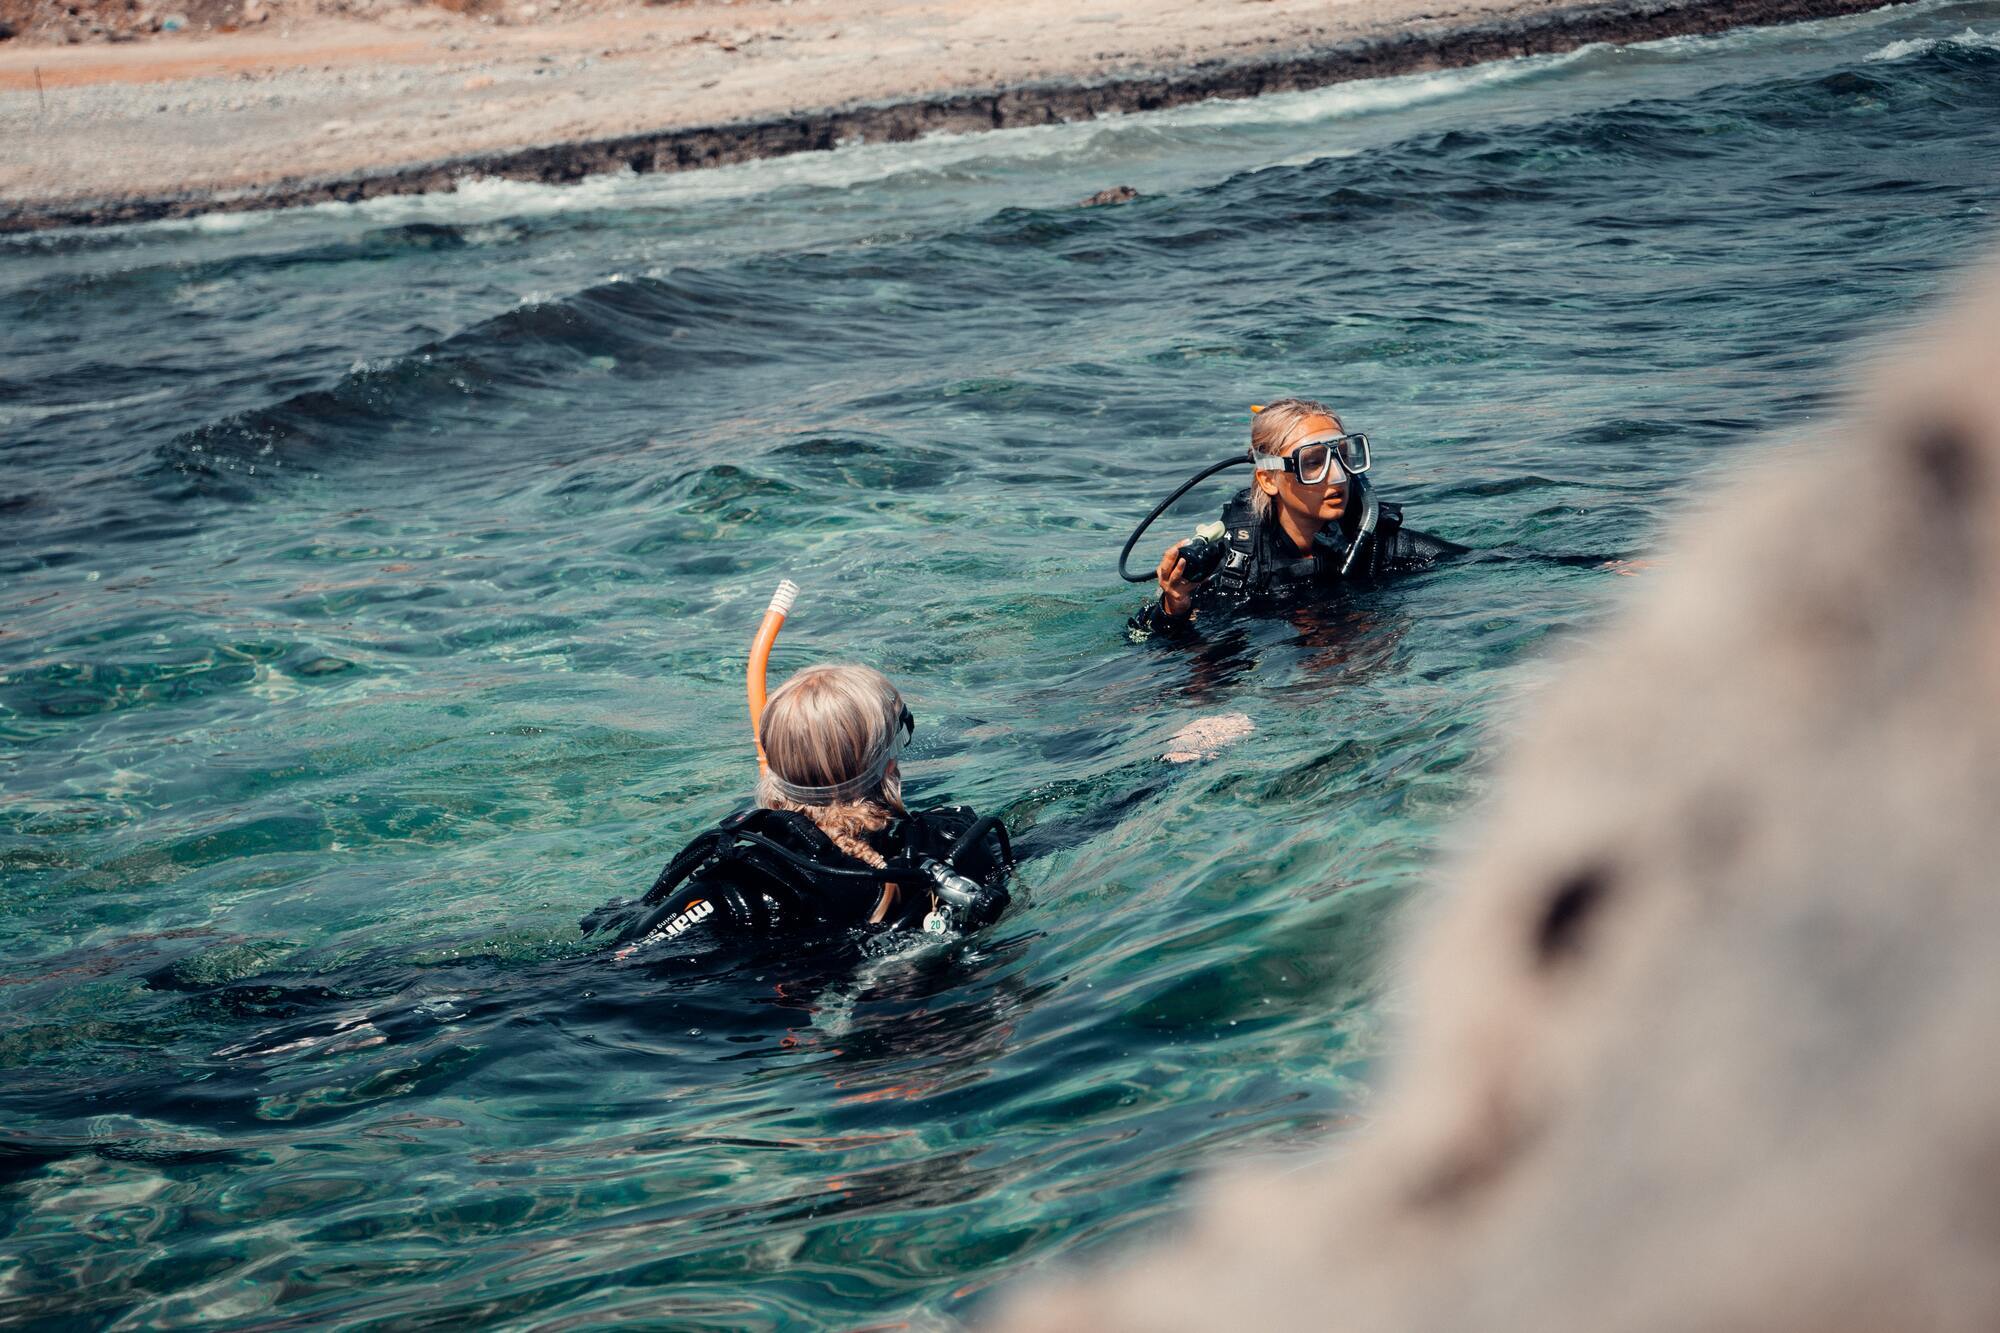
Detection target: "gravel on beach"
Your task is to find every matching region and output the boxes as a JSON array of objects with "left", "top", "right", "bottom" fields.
[{"left": 0, "top": 0, "right": 1891, "bottom": 228}]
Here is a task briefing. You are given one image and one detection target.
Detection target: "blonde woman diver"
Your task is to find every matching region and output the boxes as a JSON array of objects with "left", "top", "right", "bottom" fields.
[
  {"left": 1128, "top": 397, "right": 1466, "bottom": 640},
  {"left": 584, "top": 664, "right": 1014, "bottom": 952}
]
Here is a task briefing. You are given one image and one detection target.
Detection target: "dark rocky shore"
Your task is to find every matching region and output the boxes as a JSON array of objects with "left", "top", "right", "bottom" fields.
[{"left": 2, "top": 0, "right": 1892, "bottom": 233}]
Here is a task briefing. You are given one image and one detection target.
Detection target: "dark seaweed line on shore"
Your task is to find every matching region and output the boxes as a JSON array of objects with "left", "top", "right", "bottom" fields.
[{"left": 0, "top": 0, "right": 1893, "bottom": 233}]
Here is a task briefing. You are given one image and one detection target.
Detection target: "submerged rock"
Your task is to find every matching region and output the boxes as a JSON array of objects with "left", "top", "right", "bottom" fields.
[
  {"left": 1162, "top": 712, "right": 1254, "bottom": 763},
  {"left": 996, "top": 262, "right": 2000, "bottom": 1332},
  {"left": 293, "top": 655, "right": 355, "bottom": 677},
  {"left": 1078, "top": 185, "right": 1140, "bottom": 208},
  {"left": 149, "top": 939, "right": 297, "bottom": 990}
]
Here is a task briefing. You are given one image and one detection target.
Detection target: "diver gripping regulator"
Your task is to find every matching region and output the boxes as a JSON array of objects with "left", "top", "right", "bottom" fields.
[
  {"left": 1117, "top": 405, "right": 1381, "bottom": 585},
  {"left": 1176, "top": 520, "right": 1230, "bottom": 583}
]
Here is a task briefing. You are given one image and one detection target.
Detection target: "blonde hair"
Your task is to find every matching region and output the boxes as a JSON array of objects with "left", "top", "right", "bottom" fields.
[
  {"left": 756, "top": 664, "right": 907, "bottom": 868},
  {"left": 1249, "top": 397, "right": 1342, "bottom": 519}
]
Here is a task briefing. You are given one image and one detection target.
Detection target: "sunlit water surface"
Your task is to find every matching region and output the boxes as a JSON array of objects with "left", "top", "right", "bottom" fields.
[{"left": 5, "top": 3, "right": 2000, "bottom": 1325}]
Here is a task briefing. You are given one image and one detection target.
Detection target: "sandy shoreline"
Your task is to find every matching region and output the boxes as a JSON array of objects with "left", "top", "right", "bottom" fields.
[{"left": 0, "top": 0, "right": 1891, "bottom": 232}]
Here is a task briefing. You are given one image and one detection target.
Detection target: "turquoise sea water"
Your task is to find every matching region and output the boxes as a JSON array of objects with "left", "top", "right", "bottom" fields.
[{"left": 5, "top": 3, "right": 2000, "bottom": 1324}]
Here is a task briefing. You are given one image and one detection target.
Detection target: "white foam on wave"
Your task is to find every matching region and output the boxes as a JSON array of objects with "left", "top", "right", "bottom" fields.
[
  {"left": 1165, "top": 43, "right": 1598, "bottom": 130},
  {"left": 1866, "top": 24, "right": 2000, "bottom": 60},
  {"left": 1641, "top": 0, "right": 1990, "bottom": 58},
  {"left": 0, "top": 384, "right": 178, "bottom": 426},
  {"left": 189, "top": 210, "right": 279, "bottom": 236}
]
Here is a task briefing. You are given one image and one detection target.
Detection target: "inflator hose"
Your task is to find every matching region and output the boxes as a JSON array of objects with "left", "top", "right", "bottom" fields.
[
  {"left": 748, "top": 579, "right": 800, "bottom": 768},
  {"left": 1117, "top": 456, "right": 1251, "bottom": 583},
  {"left": 945, "top": 815, "right": 1016, "bottom": 870}
]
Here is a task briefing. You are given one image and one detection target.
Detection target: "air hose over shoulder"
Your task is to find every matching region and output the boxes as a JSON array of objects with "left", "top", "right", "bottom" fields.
[
  {"left": 946, "top": 814, "right": 1014, "bottom": 868},
  {"left": 747, "top": 578, "right": 800, "bottom": 768},
  {"left": 1117, "top": 455, "right": 1251, "bottom": 583},
  {"left": 1120, "top": 442, "right": 1380, "bottom": 583}
]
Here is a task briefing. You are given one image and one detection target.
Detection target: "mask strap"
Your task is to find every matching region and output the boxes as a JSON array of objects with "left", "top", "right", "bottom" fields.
[{"left": 763, "top": 706, "right": 908, "bottom": 806}]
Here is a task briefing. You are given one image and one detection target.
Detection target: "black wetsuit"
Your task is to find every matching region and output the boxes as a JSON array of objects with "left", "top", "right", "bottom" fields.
[
  {"left": 581, "top": 805, "right": 1012, "bottom": 951},
  {"left": 1129, "top": 486, "right": 1465, "bottom": 639}
]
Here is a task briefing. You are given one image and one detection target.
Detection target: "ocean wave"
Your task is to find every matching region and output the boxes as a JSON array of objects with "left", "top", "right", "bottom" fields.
[
  {"left": 150, "top": 264, "right": 840, "bottom": 490},
  {"left": 1166, "top": 44, "right": 1599, "bottom": 131},
  {"left": 150, "top": 22, "right": 2000, "bottom": 504},
  {"left": 0, "top": 385, "right": 178, "bottom": 428},
  {"left": 1866, "top": 24, "right": 2000, "bottom": 60}
]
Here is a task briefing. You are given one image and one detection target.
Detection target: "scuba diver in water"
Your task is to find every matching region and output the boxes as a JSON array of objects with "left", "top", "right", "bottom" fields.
[
  {"left": 584, "top": 585, "right": 1013, "bottom": 954},
  {"left": 1122, "top": 398, "right": 1466, "bottom": 640}
]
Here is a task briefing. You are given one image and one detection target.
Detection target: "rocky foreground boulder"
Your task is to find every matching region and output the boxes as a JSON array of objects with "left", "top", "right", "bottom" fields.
[{"left": 998, "top": 261, "right": 2000, "bottom": 1333}]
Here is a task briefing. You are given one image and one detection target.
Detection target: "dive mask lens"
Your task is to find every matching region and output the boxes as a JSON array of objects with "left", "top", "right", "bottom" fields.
[
  {"left": 1292, "top": 441, "right": 1334, "bottom": 485},
  {"left": 1338, "top": 432, "right": 1371, "bottom": 475}
]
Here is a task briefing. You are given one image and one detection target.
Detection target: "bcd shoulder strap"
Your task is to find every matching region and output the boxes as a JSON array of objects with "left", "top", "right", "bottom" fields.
[
  {"left": 642, "top": 808, "right": 852, "bottom": 906},
  {"left": 1371, "top": 502, "right": 1405, "bottom": 572},
  {"left": 1214, "top": 491, "right": 1262, "bottom": 596}
]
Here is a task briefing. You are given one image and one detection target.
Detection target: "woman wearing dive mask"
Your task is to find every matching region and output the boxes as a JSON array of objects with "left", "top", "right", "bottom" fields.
[
  {"left": 581, "top": 664, "right": 1013, "bottom": 953},
  {"left": 1130, "top": 397, "right": 1465, "bottom": 639}
]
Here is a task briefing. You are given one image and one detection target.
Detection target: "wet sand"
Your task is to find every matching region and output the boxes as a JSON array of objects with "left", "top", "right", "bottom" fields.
[{"left": 0, "top": 0, "right": 1889, "bottom": 231}]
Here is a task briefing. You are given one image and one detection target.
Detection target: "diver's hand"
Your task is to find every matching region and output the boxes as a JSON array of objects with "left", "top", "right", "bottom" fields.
[{"left": 1156, "top": 541, "right": 1196, "bottom": 621}]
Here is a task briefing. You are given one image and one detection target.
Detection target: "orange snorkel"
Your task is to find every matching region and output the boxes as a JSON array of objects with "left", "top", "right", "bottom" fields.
[{"left": 747, "top": 579, "right": 800, "bottom": 769}]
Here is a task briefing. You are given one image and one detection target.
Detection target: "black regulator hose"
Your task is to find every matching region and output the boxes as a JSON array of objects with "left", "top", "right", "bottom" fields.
[
  {"left": 945, "top": 815, "right": 1015, "bottom": 870},
  {"left": 1117, "top": 455, "right": 1251, "bottom": 583}
]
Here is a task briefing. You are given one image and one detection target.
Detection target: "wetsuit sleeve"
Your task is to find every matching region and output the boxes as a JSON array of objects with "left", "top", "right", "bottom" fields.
[
  {"left": 1127, "top": 596, "right": 1201, "bottom": 642},
  {"left": 1384, "top": 524, "right": 1469, "bottom": 571},
  {"left": 610, "top": 877, "right": 763, "bottom": 949}
]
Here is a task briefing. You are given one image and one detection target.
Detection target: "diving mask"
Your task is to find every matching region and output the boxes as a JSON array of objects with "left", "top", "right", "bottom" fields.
[{"left": 1250, "top": 430, "right": 1371, "bottom": 485}]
